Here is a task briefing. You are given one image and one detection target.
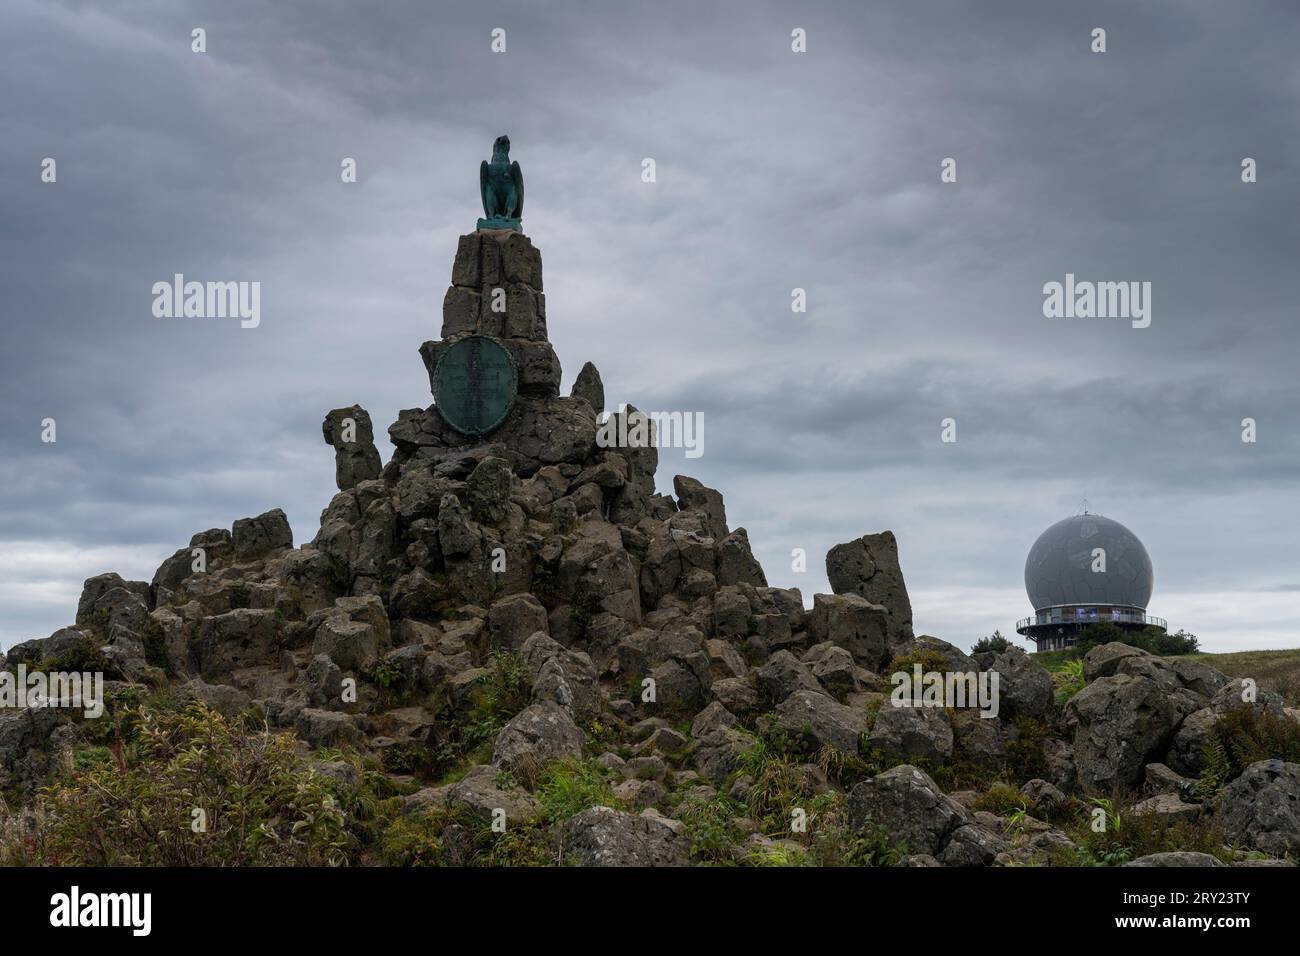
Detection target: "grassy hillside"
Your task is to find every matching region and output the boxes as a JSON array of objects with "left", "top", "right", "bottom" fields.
[
  {"left": 1031, "top": 646, "right": 1300, "bottom": 706},
  {"left": 1186, "top": 649, "right": 1300, "bottom": 705}
]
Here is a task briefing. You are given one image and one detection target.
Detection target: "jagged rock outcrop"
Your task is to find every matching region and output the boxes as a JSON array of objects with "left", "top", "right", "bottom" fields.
[
  {"left": 826, "top": 532, "right": 913, "bottom": 649},
  {"left": 323, "top": 405, "right": 383, "bottom": 491},
  {"left": 12, "top": 226, "right": 1296, "bottom": 870}
]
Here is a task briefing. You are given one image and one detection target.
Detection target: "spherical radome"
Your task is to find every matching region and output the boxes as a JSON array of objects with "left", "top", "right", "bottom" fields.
[{"left": 1024, "top": 514, "right": 1154, "bottom": 611}]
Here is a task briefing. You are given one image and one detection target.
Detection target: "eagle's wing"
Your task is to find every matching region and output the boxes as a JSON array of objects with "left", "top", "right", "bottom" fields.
[
  {"left": 510, "top": 161, "right": 524, "bottom": 219},
  {"left": 479, "top": 160, "right": 490, "bottom": 217}
]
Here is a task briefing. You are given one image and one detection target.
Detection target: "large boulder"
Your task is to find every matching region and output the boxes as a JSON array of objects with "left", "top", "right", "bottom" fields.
[
  {"left": 562, "top": 806, "right": 691, "bottom": 866},
  {"left": 491, "top": 700, "right": 586, "bottom": 776},
  {"left": 488, "top": 594, "right": 548, "bottom": 651},
  {"left": 466, "top": 456, "right": 514, "bottom": 524},
  {"left": 196, "top": 608, "right": 281, "bottom": 679},
  {"left": 322, "top": 405, "right": 383, "bottom": 492},
  {"left": 447, "top": 764, "right": 540, "bottom": 827},
  {"left": 773, "top": 689, "right": 870, "bottom": 753},
  {"left": 1081, "top": 642, "right": 1147, "bottom": 681},
  {"left": 825, "top": 532, "right": 913, "bottom": 645},
  {"left": 715, "top": 528, "right": 767, "bottom": 588},
  {"left": 75, "top": 575, "right": 150, "bottom": 636},
  {"left": 987, "top": 646, "right": 1054, "bottom": 720},
  {"left": 672, "top": 475, "right": 728, "bottom": 541},
  {"left": 6, "top": 626, "right": 91, "bottom": 668},
  {"left": 1064, "top": 673, "right": 1179, "bottom": 794},
  {"left": 232, "top": 508, "right": 293, "bottom": 560},
  {"left": 1216, "top": 760, "right": 1300, "bottom": 857},
  {"left": 756, "top": 650, "right": 823, "bottom": 704},
  {"left": 847, "top": 764, "right": 968, "bottom": 856},
  {"left": 869, "top": 705, "right": 954, "bottom": 761},
  {"left": 76, "top": 572, "right": 150, "bottom": 627},
  {"left": 294, "top": 708, "right": 364, "bottom": 748},
  {"left": 312, "top": 616, "right": 380, "bottom": 673},
  {"left": 521, "top": 633, "right": 601, "bottom": 722},
  {"left": 807, "top": 593, "right": 890, "bottom": 670},
  {"left": 1167, "top": 679, "right": 1288, "bottom": 776}
]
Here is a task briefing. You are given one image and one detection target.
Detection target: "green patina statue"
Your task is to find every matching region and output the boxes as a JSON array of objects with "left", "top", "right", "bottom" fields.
[{"left": 478, "top": 135, "right": 524, "bottom": 231}]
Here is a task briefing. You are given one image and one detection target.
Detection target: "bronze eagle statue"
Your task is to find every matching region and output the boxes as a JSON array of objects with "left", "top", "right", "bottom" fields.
[{"left": 478, "top": 135, "right": 524, "bottom": 230}]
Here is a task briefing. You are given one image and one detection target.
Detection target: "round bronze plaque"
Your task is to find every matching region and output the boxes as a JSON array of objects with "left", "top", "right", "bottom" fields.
[{"left": 431, "top": 335, "right": 518, "bottom": 437}]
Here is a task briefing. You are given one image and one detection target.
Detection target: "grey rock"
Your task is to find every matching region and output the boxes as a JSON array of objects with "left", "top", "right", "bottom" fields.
[
  {"left": 672, "top": 475, "right": 728, "bottom": 541},
  {"left": 196, "top": 608, "right": 281, "bottom": 679},
  {"left": 1081, "top": 641, "right": 1146, "bottom": 681},
  {"left": 1064, "top": 673, "right": 1179, "bottom": 794},
  {"left": 825, "top": 531, "right": 913, "bottom": 645},
  {"left": 6, "top": 626, "right": 90, "bottom": 668},
  {"left": 1168, "top": 679, "right": 1287, "bottom": 776},
  {"left": 1217, "top": 759, "right": 1300, "bottom": 857},
  {"left": 313, "top": 616, "right": 380, "bottom": 672},
  {"left": 987, "top": 646, "right": 1054, "bottom": 720},
  {"left": 491, "top": 700, "right": 586, "bottom": 775},
  {"left": 938, "top": 824, "right": 1008, "bottom": 867},
  {"left": 76, "top": 572, "right": 151, "bottom": 627},
  {"left": 1143, "top": 762, "right": 1195, "bottom": 797},
  {"left": 322, "top": 405, "right": 383, "bottom": 491},
  {"left": 447, "top": 764, "right": 540, "bottom": 826},
  {"left": 232, "top": 508, "right": 294, "bottom": 560},
  {"left": 1125, "top": 852, "right": 1226, "bottom": 867},
  {"left": 562, "top": 806, "right": 691, "bottom": 867},
  {"left": 869, "top": 705, "right": 954, "bottom": 761},
  {"left": 467, "top": 456, "right": 514, "bottom": 524},
  {"left": 847, "top": 764, "right": 968, "bottom": 856},
  {"left": 176, "top": 679, "right": 251, "bottom": 717},
  {"left": 294, "top": 708, "right": 364, "bottom": 748},
  {"left": 1132, "top": 792, "right": 1202, "bottom": 824},
  {"left": 570, "top": 361, "right": 605, "bottom": 417},
  {"left": 715, "top": 528, "right": 767, "bottom": 588},
  {"left": 756, "top": 650, "right": 823, "bottom": 704},
  {"left": 807, "top": 593, "right": 890, "bottom": 670},
  {"left": 774, "top": 689, "right": 870, "bottom": 753},
  {"left": 488, "top": 594, "right": 548, "bottom": 651}
]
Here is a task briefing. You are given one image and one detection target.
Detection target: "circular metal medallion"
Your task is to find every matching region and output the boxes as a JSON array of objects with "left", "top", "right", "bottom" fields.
[{"left": 431, "top": 335, "right": 518, "bottom": 438}]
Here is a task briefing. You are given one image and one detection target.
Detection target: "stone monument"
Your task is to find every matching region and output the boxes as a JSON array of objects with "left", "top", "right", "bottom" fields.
[{"left": 478, "top": 134, "right": 524, "bottom": 232}]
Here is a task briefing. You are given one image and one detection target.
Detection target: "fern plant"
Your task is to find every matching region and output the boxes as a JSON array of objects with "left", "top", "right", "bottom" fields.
[
  {"left": 1053, "top": 658, "right": 1086, "bottom": 705},
  {"left": 1194, "top": 736, "right": 1232, "bottom": 799}
]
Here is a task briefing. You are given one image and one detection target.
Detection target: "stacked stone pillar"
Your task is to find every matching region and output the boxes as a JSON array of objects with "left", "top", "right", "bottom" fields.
[{"left": 419, "top": 230, "right": 562, "bottom": 400}]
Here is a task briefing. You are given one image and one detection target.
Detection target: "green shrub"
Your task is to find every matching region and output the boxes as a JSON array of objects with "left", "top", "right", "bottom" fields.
[
  {"left": 475, "top": 649, "right": 532, "bottom": 725},
  {"left": 1053, "top": 659, "right": 1086, "bottom": 705},
  {"left": 972, "top": 781, "right": 1029, "bottom": 817},
  {"left": 10, "top": 702, "right": 349, "bottom": 866},
  {"left": 677, "top": 791, "right": 748, "bottom": 865},
  {"left": 1005, "top": 715, "right": 1051, "bottom": 784},
  {"left": 535, "top": 759, "right": 620, "bottom": 823},
  {"left": 734, "top": 731, "right": 815, "bottom": 835},
  {"left": 972, "top": 631, "right": 1012, "bottom": 655},
  {"left": 38, "top": 635, "right": 123, "bottom": 682},
  {"left": 1066, "top": 796, "right": 1230, "bottom": 866},
  {"left": 1075, "top": 624, "right": 1199, "bottom": 658},
  {"left": 885, "top": 649, "right": 951, "bottom": 677},
  {"left": 1194, "top": 704, "right": 1300, "bottom": 798}
]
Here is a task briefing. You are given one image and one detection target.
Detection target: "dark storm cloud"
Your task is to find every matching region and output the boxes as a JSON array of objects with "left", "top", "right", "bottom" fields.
[{"left": 1, "top": 0, "right": 1298, "bottom": 650}]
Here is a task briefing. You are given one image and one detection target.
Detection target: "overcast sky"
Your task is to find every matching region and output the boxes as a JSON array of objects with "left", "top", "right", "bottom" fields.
[{"left": 2, "top": 0, "right": 1298, "bottom": 653}]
